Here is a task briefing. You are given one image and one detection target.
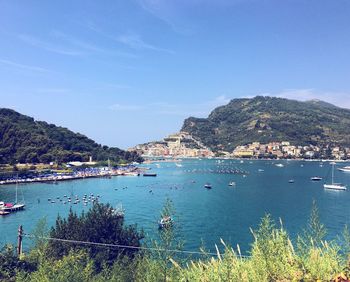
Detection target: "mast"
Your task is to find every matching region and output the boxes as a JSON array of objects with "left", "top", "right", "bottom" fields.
[{"left": 15, "top": 174, "right": 18, "bottom": 204}]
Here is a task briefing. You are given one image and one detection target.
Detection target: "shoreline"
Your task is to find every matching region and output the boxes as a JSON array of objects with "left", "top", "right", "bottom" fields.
[{"left": 0, "top": 168, "right": 144, "bottom": 186}]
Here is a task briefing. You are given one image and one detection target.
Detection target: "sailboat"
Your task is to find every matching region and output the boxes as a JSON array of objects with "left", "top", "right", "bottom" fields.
[
  {"left": 1, "top": 179, "right": 25, "bottom": 212},
  {"left": 324, "top": 162, "right": 346, "bottom": 191},
  {"left": 12, "top": 178, "right": 25, "bottom": 210}
]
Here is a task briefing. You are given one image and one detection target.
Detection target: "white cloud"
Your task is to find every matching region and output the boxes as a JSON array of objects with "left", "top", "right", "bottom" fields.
[
  {"left": 0, "top": 58, "right": 50, "bottom": 73},
  {"left": 108, "top": 104, "right": 145, "bottom": 111},
  {"left": 263, "top": 88, "right": 350, "bottom": 109},
  {"left": 18, "top": 34, "right": 85, "bottom": 56},
  {"left": 108, "top": 95, "right": 230, "bottom": 116},
  {"left": 50, "top": 30, "right": 138, "bottom": 58},
  {"left": 117, "top": 33, "right": 174, "bottom": 54},
  {"left": 35, "top": 88, "right": 70, "bottom": 94},
  {"left": 137, "top": 0, "right": 194, "bottom": 35}
]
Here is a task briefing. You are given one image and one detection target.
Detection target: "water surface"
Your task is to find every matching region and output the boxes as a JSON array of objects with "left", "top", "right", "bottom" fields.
[{"left": 1, "top": 159, "right": 349, "bottom": 254}]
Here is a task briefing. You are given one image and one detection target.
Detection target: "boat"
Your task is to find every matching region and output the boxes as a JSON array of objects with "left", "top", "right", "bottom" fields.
[
  {"left": 0, "top": 179, "right": 25, "bottom": 213},
  {"left": 0, "top": 201, "right": 25, "bottom": 212},
  {"left": 311, "top": 176, "right": 322, "bottom": 181},
  {"left": 258, "top": 169, "right": 264, "bottom": 172},
  {"left": 0, "top": 210, "right": 10, "bottom": 216},
  {"left": 338, "top": 166, "right": 350, "bottom": 173},
  {"left": 228, "top": 181, "right": 236, "bottom": 186},
  {"left": 158, "top": 216, "right": 173, "bottom": 229},
  {"left": 288, "top": 179, "right": 295, "bottom": 183},
  {"left": 275, "top": 163, "right": 284, "bottom": 168},
  {"left": 112, "top": 203, "right": 125, "bottom": 217},
  {"left": 324, "top": 163, "right": 347, "bottom": 191},
  {"left": 204, "top": 183, "right": 212, "bottom": 189},
  {"left": 143, "top": 173, "right": 157, "bottom": 177},
  {"left": 175, "top": 163, "right": 183, "bottom": 167}
]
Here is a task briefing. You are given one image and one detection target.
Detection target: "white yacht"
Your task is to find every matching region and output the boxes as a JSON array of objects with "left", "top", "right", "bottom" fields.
[
  {"left": 324, "top": 163, "right": 346, "bottom": 191},
  {"left": 338, "top": 166, "right": 350, "bottom": 173}
]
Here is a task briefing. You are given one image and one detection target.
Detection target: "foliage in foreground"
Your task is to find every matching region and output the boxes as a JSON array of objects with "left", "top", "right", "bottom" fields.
[{"left": 2, "top": 201, "right": 350, "bottom": 281}]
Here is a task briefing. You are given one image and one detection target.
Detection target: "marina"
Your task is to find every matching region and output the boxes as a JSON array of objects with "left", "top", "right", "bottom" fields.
[{"left": 0, "top": 166, "right": 143, "bottom": 186}]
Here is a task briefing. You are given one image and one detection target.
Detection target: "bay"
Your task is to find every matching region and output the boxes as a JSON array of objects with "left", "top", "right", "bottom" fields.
[{"left": 1, "top": 159, "right": 350, "bottom": 254}]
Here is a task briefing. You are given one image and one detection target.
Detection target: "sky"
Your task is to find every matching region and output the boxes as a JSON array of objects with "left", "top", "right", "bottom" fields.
[{"left": 0, "top": 0, "right": 350, "bottom": 149}]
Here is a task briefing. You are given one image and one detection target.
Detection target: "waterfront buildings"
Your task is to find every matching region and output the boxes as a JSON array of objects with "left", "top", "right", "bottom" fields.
[
  {"left": 129, "top": 131, "right": 214, "bottom": 158},
  {"left": 131, "top": 132, "right": 350, "bottom": 160}
]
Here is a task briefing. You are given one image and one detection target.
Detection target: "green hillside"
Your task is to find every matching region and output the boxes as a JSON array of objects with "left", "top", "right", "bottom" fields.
[
  {"left": 182, "top": 96, "right": 350, "bottom": 151},
  {"left": 0, "top": 108, "right": 142, "bottom": 164}
]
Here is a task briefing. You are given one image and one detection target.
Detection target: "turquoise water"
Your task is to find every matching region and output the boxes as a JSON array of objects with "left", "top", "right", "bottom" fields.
[{"left": 1, "top": 159, "right": 350, "bottom": 254}]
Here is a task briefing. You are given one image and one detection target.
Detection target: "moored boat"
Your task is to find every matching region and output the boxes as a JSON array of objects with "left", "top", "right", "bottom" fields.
[
  {"left": 143, "top": 173, "right": 157, "bottom": 177},
  {"left": 324, "top": 163, "right": 347, "bottom": 191},
  {"left": 311, "top": 176, "right": 322, "bottom": 181},
  {"left": 338, "top": 166, "right": 350, "bottom": 173},
  {"left": 0, "top": 210, "right": 10, "bottom": 216},
  {"left": 204, "top": 183, "right": 212, "bottom": 189},
  {"left": 112, "top": 203, "right": 125, "bottom": 217},
  {"left": 158, "top": 216, "right": 173, "bottom": 229}
]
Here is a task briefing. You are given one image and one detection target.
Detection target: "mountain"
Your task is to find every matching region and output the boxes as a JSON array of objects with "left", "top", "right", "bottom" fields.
[
  {"left": 0, "top": 108, "right": 142, "bottom": 164},
  {"left": 182, "top": 96, "right": 350, "bottom": 152}
]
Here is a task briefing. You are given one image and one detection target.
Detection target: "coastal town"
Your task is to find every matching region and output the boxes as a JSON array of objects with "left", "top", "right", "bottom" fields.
[{"left": 129, "top": 131, "right": 350, "bottom": 160}]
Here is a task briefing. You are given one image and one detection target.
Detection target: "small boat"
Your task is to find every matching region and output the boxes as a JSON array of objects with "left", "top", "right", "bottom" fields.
[
  {"left": 158, "top": 216, "right": 173, "bottom": 229},
  {"left": 275, "top": 163, "right": 284, "bottom": 168},
  {"left": 311, "top": 176, "right": 322, "bottom": 181},
  {"left": 175, "top": 163, "right": 183, "bottom": 167},
  {"left": 204, "top": 183, "right": 212, "bottom": 189},
  {"left": 288, "top": 179, "right": 295, "bottom": 183},
  {"left": 324, "top": 163, "right": 347, "bottom": 191},
  {"left": 112, "top": 203, "right": 125, "bottom": 217},
  {"left": 143, "top": 173, "right": 157, "bottom": 177},
  {"left": 324, "top": 183, "right": 346, "bottom": 190},
  {"left": 0, "top": 210, "right": 10, "bottom": 216},
  {"left": 228, "top": 181, "right": 236, "bottom": 186},
  {"left": 258, "top": 169, "right": 264, "bottom": 172},
  {"left": 338, "top": 166, "right": 350, "bottom": 173}
]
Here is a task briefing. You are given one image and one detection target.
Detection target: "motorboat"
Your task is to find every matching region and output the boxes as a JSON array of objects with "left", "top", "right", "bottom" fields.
[
  {"left": 158, "top": 216, "right": 173, "bottom": 229},
  {"left": 338, "top": 166, "right": 350, "bottom": 173},
  {"left": 311, "top": 176, "right": 322, "bottom": 181}
]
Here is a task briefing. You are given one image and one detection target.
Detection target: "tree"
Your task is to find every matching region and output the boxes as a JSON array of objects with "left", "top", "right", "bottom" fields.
[
  {"left": 0, "top": 245, "right": 35, "bottom": 281},
  {"left": 47, "top": 203, "right": 144, "bottom": 271}
]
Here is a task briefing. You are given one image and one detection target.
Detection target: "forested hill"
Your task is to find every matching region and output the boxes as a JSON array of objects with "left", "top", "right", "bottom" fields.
[
  {"left": 0, "top": 108, "right": 142, "bottom": 164},
  {"left": 182, "top": 96, "right": 350, "bottom": 152}
]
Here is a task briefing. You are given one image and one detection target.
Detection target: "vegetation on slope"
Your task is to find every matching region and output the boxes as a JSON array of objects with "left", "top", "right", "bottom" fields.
[
  {"left": 0, "top": 108, "right": 142, "bottom": 164},
  {"left": 182, "top": 96, "right": 350, "bottom": 151}
]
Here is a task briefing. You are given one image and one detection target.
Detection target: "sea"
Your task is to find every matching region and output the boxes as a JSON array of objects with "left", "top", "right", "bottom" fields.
[{"left": 1, "top": 159, "right": 350, "bottom": 255}]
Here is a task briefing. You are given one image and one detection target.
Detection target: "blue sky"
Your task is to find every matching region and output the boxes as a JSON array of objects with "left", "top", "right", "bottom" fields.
[{"left": 1, "top": 0, "right": 350, "bottom": 148}]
